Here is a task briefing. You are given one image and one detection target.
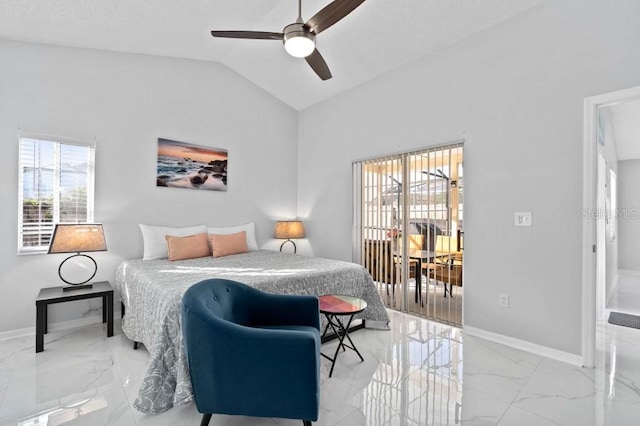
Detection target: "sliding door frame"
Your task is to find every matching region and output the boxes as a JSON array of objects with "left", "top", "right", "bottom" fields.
[{"left": 353, "top": 140, "right": 465, "bottom": 321}]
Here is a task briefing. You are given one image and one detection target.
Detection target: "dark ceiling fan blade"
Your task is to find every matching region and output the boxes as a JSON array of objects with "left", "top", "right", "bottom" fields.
[
  {"left": 211, "top": 30, "right": 284, "bottom": 40},
  {"left": 306, "top": 0, "right": 366, "bottom": 35},
  {"left": 305, "top": 49, "right": 332, "bottom": 80}
]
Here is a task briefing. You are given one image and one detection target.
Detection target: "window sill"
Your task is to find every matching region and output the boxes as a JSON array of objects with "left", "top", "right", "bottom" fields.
[{"left": 18, "top": 248, "right": 48, "bottom": 256}]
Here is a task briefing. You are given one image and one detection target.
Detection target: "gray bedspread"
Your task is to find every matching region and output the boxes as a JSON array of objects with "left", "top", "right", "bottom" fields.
[{"left": 114, "top": 250, "right": 390, "bottom": 414}]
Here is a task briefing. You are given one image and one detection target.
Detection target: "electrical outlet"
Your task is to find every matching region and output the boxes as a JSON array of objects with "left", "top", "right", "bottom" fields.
[
  {"left": 515, "top": 212, "right": 532, "bottom": 227},
  {"left": 499, "top": 294, "right": 510, "bottom": 308}
]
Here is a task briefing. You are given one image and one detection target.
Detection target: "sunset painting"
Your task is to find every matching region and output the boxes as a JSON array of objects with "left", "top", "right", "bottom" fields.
[{"left": 156, "top": 138, "right": 228, "bottom": 191}]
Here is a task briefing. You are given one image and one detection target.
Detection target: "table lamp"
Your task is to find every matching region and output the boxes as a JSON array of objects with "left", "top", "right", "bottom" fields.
[
  {"left": 48, "top": 224, "right": 107, "bottom": 291},
  {"left": 274, "top": 220, "right": 305, "bottom": 254}
]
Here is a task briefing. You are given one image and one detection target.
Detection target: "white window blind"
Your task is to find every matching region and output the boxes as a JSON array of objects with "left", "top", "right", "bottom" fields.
[
  {"left": 18, "top": 137, "right": 95, "bottom": 254},
  {"left": 354, "top": 142, "right": 464, "bottom": 327}
]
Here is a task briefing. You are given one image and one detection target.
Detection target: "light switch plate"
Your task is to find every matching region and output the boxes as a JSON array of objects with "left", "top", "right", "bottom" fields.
[
  {"left": 499, "top": 294, "right": 510, "bottom": 308},
  {"left": 515, "top": 212, "right": 532, "bottom": 227}
]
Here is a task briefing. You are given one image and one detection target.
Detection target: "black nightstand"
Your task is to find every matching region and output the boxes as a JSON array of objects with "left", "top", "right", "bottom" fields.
[{"left": 35, "top": 281, "right": 114, "bottom": 353}]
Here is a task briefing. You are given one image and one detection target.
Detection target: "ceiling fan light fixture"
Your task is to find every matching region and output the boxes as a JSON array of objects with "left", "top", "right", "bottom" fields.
[
  {"left": 284, "top": 36, "right": 315, "bottom": 58},
  {"left": 283, "top": 23, "right": 315, "bottom": 58}
]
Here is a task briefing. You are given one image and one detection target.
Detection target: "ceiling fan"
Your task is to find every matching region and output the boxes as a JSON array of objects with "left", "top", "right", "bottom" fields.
[{"left": 211, "top": 0, "right": 367, "bottom": 81}]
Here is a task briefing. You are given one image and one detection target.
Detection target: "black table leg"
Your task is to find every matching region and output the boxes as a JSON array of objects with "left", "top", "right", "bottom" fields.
[
  {"left": 323, "top": 314, "right": 347, "bottom": 377},
  {"left": 321, "top": 313, "right": 364, "bottom": 377},
  {"left": 330, "top": 316, "right": 347, "bottom": 352},
  {"left": 44, "top": 304, "right": 48, "bottom": 334},
  {"left": 335, "top": 314, "right": 364, "bottom": 362},
  {"left": 36, "top": 303, "right": 45, "bottom": 353},
  {"left": 320, "top": 320, "right": 332, "bottom": 340},
  {"left": 102, "top": 295, "right": 107, "bottom": 323},
  {"left": 415, "top": 259, "right": 423, "bottom": 305},
  {"left": 106, "top": 292, "right": 114, "bottom": 337}
]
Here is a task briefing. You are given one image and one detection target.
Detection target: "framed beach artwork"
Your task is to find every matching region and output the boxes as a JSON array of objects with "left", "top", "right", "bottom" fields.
[{"left": 156, "top": 138, "right": 228, "bottom": 191}]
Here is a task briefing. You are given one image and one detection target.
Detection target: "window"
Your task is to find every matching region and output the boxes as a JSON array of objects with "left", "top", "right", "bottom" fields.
[{"left": 18, "top": 136, "right": 95, "bottom": 254}]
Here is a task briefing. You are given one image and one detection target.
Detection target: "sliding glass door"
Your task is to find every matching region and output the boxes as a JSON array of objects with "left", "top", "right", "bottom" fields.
[{"left": 353, "top": 143, "right": 463, "bottom": 326}]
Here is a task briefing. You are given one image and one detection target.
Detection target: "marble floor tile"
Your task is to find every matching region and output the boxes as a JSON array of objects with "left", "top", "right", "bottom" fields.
[
  {"left": 601, "top": 337, "right": 640, "bottom": 404},
  {"left": 462, "top": 334, "right": 542, "bottom": 404},
  {"left": 130, "top": 401, "right": 208, "bottom": 426},
  {"left": 2, "top": 311, "right": 640, "bottom": 425},
  {"left": 600, "top": 317, "right": 640, "bottom": 347},
  {"left": 0, "top": 335, "right": 32, "bottom": 371},
  {"left": 496, "top": 405, "right": 561, "bottom": 426},
  {"left": 379, "top": 368, "right": 462, "bottom": 425},
  {"left": 460, "top": 387, "right": 510, "bottom": 425},
  {"left": 332, "top": 396, "right": 401, "bottom": 426},
  {"left": 602, "top": 398, "right": 640, "bottom": 425},
  {"left": 0, "top": 356, "right": 135, "bottom": 425},
  {"left": 512, "top": 358, "right": 601, "bottom": 426},
  {"left": 0, "top": 369, "right": 11, "bottom": 409}
]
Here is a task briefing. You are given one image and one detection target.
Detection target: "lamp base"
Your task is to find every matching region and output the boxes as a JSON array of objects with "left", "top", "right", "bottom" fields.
[
  {"left": 62, "top": 284, "right": 94, "bottom": 292},
  {"left": 58, "top": 253, "right": 98, "bottom": 287},
  {"left": 279, "top": 239, "right": 297, "bottom": 254}
]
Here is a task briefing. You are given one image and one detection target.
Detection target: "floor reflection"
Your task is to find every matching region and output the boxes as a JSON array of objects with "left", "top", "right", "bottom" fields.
[
  {"left": 19, "top": 396, "right": 108, "bottom": 426},
  {"left": 0, "top": 309, "right": 639, "bottom": 425}
]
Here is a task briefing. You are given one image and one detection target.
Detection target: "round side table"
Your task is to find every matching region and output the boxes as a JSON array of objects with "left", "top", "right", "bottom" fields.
[{"left": 319, "top": 294, "right": 367, "bottom": 377}]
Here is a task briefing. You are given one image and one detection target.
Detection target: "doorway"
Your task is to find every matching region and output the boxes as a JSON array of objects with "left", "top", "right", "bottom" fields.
[
  {"left": 353, "top": 142, "right": 464, "bottom": 327},
  {"left": 596, "top": 101, "right": 640, "bottom": 317},
  {"left": 582, "top": 85, "right": 640, "bottom": 367}
]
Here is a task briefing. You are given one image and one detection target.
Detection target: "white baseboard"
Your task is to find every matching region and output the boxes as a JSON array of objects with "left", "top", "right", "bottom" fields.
[
  {"left": 463, "top": 326, "right": 583, "bottom": 367},
  {"left": 618, "top": 269, "right": 640, "bottom": 277},
  {"left": 0, "top": 312, "right": 122, "bottom": 342}
]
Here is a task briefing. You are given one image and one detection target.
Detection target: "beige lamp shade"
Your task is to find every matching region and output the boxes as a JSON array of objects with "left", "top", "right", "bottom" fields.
[
  {"left": 273, "top": 220, "right": 305, "bottom": 239},
  {"left": 48, "top": 224, "right": 107, "bottom": 254}
]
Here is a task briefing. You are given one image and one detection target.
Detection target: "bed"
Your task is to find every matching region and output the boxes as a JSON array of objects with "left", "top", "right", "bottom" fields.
[{"left": 115, "top": 250, "right": 390, "bottom": 415}]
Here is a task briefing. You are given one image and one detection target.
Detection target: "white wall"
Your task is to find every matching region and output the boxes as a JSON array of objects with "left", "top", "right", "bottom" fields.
[
  {"left": 298, "top": 0, "right": 640, "bottom": 355},
  {"left": 618, "top": 159, "right": 640, "bottom": 271},
  {"left": 0, "top": 41, "right": 299, "bottom": 333}
]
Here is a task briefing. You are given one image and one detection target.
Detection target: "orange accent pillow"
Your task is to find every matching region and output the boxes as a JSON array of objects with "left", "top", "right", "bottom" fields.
[
  {"left": 209, "top": 231, "right": 249, "bottom": 258},
  {"left": 165, "top": 233, "right": 211, "bottom": 261}
]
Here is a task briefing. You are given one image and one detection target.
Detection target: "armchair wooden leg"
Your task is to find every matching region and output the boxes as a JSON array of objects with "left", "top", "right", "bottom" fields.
[
  {"left": 200, "top": 413, "right": 212, "bottom": 426},
  {"left": 133, "top": 342, "right": 140, "bottom": 350},
  {"left": 303, "top": 421, "right": 312, "bottom": 426}
]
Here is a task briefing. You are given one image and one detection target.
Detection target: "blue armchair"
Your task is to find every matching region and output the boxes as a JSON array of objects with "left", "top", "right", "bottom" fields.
[{"left": 182, "top": 279, "right": 321, "bottom": 426}]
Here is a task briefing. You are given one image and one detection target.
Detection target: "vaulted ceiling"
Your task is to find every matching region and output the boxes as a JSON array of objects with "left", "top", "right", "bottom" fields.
[{"left": 0, "top": 0, "right": 544, "bottom": 110}]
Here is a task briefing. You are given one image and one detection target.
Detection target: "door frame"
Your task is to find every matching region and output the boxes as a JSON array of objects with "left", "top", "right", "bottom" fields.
[{"left": 582, "top": 85, "right": 640, "bottom": 367}]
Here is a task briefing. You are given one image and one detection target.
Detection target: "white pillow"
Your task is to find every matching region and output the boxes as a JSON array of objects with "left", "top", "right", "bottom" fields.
[
  {"left": 139, "top": 224, "right": 207, "bottom": 260},
  {"left": 207, "top": 222, "right": 258, "bottom": 251}
]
